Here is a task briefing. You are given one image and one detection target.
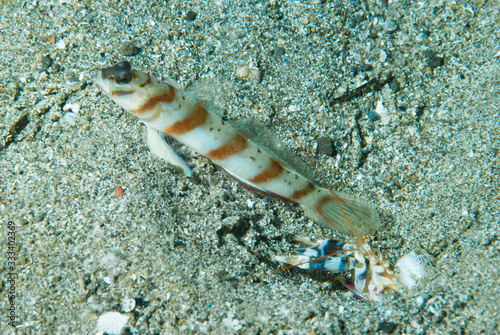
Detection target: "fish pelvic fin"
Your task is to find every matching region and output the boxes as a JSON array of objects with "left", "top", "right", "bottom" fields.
[{"left": 145, "top": 125, "right": 193, "bottom": 177}]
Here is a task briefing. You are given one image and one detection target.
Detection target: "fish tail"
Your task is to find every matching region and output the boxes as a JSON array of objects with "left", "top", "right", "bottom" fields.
[{"left": 300, "top": 190, "right": 380, "bottom": 237}]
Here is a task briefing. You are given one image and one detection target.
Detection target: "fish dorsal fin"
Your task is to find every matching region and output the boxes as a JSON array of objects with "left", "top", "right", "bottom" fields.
[
  {"left": 183, "top": 77, "right": 234, "bottom": 118},
  {"left": 227, "top": 118, "right": 319, "bottom": 184}
]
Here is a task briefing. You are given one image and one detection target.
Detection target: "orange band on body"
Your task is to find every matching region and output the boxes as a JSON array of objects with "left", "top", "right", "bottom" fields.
[
  {"left": 249, "top": 160, "right": 284, "bottom": 184},
  {"left": 206, "top": 134, "right": 247, "bottom": 160},
  {"left": 164, "top": 102, "right": 208, "bottom": 136},
  {"left": 133, "top": 84, "right": 176, "bottom": 115}
]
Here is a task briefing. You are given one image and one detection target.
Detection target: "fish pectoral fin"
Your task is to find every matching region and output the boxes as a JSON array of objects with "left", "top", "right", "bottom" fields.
[{"left": 145, "top": 126, "right": 193, "bottom": 177}]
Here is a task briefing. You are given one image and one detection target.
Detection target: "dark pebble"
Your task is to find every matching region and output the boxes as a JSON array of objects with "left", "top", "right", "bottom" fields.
[
  {"left": 377, "top": 321, "right": 398, "bottom": 334},
  {"left": 274, "top": 46, "right": 285, "bottom": 56},
  {"left": 40, "top": 55, "right": 52, "bottom": 70},
  {"left": 389, "top": 79, "right": 401, "bottom": 92},
  {"left": 185, "top": 10, "right": 197, "bottom": 21},
  {"left": 120, "top": 42, "right": 140, "bottom": 56},
  {"left": 423, "top": 50, "right": 435, "bottom": 58},
  {"left": 452, "top": 299, "right": 467, "bottom": 309},
  {"left": 423, "top": 50, "right": 445, "bottom": 68},
  {"left": 52, "top": 63, "right": 62, "bottom": 73},
  {"left": 354, "top": 14, "right": 366, "bottom": 23},
  {"left": 316, "top": 137, "right": 335, "bottom": 156},
  {"left": 35, "top": 211, "right": 46, "bottom": 222},
  {"left": 134, "top": 297, "right": 149, "bottom": 307},
  {"left": 428, "top": 55, "right": 445, "bottom": 68},
  {"left": 367, "top": 111, "right": 381, "bottom": 121},
  {"left": 360, "top": 63, "right": 373, "bottom": 72},
  {"left": 66, "top": 75, "right": 79, "bottom": 83}
]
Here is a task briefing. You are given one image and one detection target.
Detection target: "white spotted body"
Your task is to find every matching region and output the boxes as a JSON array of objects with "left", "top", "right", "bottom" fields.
[{"left": 95, "top": 61, "right": 402, "bottom": 300}]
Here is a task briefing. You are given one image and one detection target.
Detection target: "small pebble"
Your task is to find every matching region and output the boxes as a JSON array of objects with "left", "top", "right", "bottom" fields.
[
  {"left": 375, "top": 100, "right": 391, "bottom": 125},
  {"left": 63, "top": 103, "right": 80, "bottom": 113},
  {"left": 424, "top": 50, "right": 445, "bottom": 68},
  {"left": 389, "top": 80, "right": 401, "bottom": 92},
  {"left": 316, "top": 137, "right": 335, "bottom": 156},
  {"left": 249, "top": 69, "right": 263, "bottom": 83},
  {"left": 367, "top": 111, "right": 381, "bottom": 121},
  {"left": 237, "top": 65, "right": 250, "bottom": 78},
  {"left": 354, "top": 14, "right": 366, "bottom": 23},
  {"left": 96, "top": 312, "right": 129, "bottom": 335},
  {"left": 121, "top": 298, "right": 136, "bottom": 313},
  {"left": 481, "top": 236, "right": 492, "bottom": 246},
  {"left": 377, "top": 321, "right": 398, "bottom": 334},
  {"left": 66, "top": 75, "right": 80, "bottom": 84},
  {"left": 62, "top": 112, "right": 77, "bottom": 126},
  {"left": 35, "top": 211, "right": 46, "bottom": 222},
  {"left": 379, "top": 20, "right": 398, "bottom": 33},
  {"left": 52, "top": 63, "right": 62, "bottom": 73},
  {"left": 120, "top": 42, "right": 140, "bottom": 56},
  {"left": 428, "top": 55, "right": 445, "bottom": 68},
  {"left": 115, "top": 186, "right": 125, "bottom": 197},
  {"left": 299, "top": 16, "right": 309, "bottom": 25},
  {"left": 185, "top": 10, "right": 197, "bottom": 21},
  {"left": 274, "top": 46, "right": 285, "bottom": 55},
  {"left": 55, "top": 40, "right": 66, "bottom": 49},
  {"left": 379, "top": 49, "right": 387, "bottom": 62},
  {"left": 40, "top": 55, "right": 52, "bottom": 70},
  {"left": 360, "top": 63, "right": 373, "bottom": 72}
]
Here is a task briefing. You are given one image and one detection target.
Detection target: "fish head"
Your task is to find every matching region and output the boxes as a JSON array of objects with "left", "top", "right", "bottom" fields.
[{"left": 94, "top": 61, "right": 162, "bottom": 116}]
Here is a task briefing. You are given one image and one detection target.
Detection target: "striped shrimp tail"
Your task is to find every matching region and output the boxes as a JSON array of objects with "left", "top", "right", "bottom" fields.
[{"left": 301, "top": 191, "right": 380, "bottom": 237}]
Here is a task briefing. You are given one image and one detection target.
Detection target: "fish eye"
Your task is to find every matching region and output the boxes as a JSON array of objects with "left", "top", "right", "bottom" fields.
[{"left": 115, "top": 72, "right": 132, "bottom": 84}]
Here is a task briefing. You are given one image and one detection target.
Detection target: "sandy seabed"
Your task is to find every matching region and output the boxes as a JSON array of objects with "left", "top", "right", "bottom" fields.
[{"left": 1, "top": 1, "right": 499, "bottom": 334}]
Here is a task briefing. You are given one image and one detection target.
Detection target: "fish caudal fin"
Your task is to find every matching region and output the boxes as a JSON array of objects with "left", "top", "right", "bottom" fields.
[{"left": 301, "top": 191, "right": 380, "bottom": 237}]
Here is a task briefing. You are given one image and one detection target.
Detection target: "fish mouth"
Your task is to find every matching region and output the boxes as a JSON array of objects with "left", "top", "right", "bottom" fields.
[
  {"left": 95, "top": 69, "right": 103, "bottom": 82},
  {"left": 94, "top": 68, "right": 107, "bottom": 93}
]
